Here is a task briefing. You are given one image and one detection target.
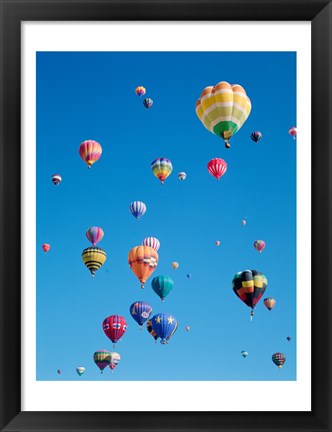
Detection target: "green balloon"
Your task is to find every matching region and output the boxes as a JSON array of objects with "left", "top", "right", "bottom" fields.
[{"left": 151, "top": 275, "right": 174, "bottom": 302}]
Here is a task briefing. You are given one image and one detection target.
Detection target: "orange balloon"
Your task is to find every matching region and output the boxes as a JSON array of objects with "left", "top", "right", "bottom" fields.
[{"left": 128, "top": 246, "right": 159, "bottom": 288}]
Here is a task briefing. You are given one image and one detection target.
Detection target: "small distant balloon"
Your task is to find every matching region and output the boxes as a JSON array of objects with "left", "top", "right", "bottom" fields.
[
  {"left": 79, "top": 140, "right": 102, "bottom": 169},
  {"left": 171, "top": 262, "right": 179, "bottom": 270},
  {"left": 142, "top": 237, "right": 160, "bottom": 251},
  {"left": 143, "top": 98, "right": 153, "bottom": 109},
  {"left": 241, "top": 219, "right": 247, "bottom": 226},
  {"left": 215, "top": 241, "right": 221, "bottom": 246},
  {"left": 250, "top": 131, "right": 262, "bottom": 142},
  {"left": 42, "top": 243, "right": 51, "bottom": 253},
  {"left": 186, "top": 273, "right": 192, "bottom": 279},
  {"left": 135, "top": 86, "right": 146, "bottom": 97},
  {"left": 272, "top": 352, "right": 286, "bottom": 368},
  {"left": 57, "top": 369, "right": 62, "bottom": 374},
  {"left": 76, "top": 367, "right": 85, "bottom": 376},
  {"left": 130, "top": 201, "right": 147, "bottom": 220},
  {"left": 254, "top": 240, "right": 266, "bottom": 253},
  {"left": 289, "top": 126, "right": 297, "bottom": 139},
  {"left": 110, "top": 352, "right": 121, "bottom": 371},
  {"left": 86, "top": 226, "right": 104, "bottom": 246},
  {"left": 52, "top": 174, "right": 62, "bottom": 186},
  {"left": 178, "top": 172, "right": 187, "bottom": 181},
  {"left": 287, "top": 336, "right": 292, "bottom": 342},
  {"left": 264, "top": 298, "right": 276, "bottom": 311},
  {"left": 241, "top": 351, "right": 248, "bottom": 358},
  {"left": 185, "top": 326, "right": 190, "bottom": 332}
]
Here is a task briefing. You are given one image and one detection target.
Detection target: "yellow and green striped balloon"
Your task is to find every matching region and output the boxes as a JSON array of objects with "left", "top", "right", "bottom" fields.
[{"left": 196, "top": 81, "right": 251, "bottom": 148}]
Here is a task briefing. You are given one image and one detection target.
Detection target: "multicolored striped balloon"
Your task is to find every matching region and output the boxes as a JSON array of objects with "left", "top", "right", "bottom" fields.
[
  {"left": 79, "top": 140, "right": 102, "bottom": 168},
  {"left": 86, "top": 226, "right": 104, "bottom": 246},
  {"left": 207, "top": 158, "right": 227, "bottom": 181},
  {"left": 128, "top": 246, "right": 158, "bottom": 288},
  {"left": 151, "top": 158, "right": 173, "bottom": 184},
  {"left": 232, "top": 270, "right": 268, "bottom": 319},
  {"left": 135, "top": 86, "right": 146, "bottom": 97},
  {"left": 51, "top": 174, "right": 62, "bottom": 186},
  {"left": 93, "top": 350, "right": 112, "bottom": 373},
  {"left": 272, "top": 352, "right": 286, "bottom": 368},
  {"left": 263, "top": 297, "right": 276, "bottom": 311},
  {"left": 76, "top": 367, "right": 85, "bottom": 376},
  {"left": 178, "top": 172, "right": 187, "bottom": 181},
  {"left": 143, "top": 98, "right": 153, "bottom": 109},
  {"left": 42, "top": 243, "right": 51, "bottom": 253},
  {"left": 129, "top": 201, "right": 147, "bottom": 220},
  {"left": 254, "top": 240, "right": 266, "bottom": 253},
  {"left": 196, "top": 81, "right": 251, "bottom": 148},
  {"left": 250, "top": 131, "right": 262, "bottom": 142},
  {"left": 288, "top": 126, "right": 297, "bottom": 139},
  {"left": 81, "top": 246, "right": 106, "bottom": 278},
  {"left": 142, "top": 237, "right": 160, "bottom": 251}
]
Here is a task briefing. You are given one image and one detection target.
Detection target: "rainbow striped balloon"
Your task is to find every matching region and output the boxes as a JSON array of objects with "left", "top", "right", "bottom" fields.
[
  {"left": 86, "top": 226, "right": 104, "bottom": 246},
  {"left": 151, "top": 158, "right": 173, "bottom": 184}
]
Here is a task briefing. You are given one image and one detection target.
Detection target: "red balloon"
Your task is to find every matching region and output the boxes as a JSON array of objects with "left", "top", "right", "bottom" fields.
[
  {"left": 42, "top": 243, "right": 51, "bottom": 253},
  {"left": 102, "top": 315, "right": 127, "bottom": 347},
  {"left": 207, "top": 158, "right": 227, "bottom": 181}
]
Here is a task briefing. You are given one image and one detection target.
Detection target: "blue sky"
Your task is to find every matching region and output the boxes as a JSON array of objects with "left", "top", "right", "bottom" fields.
[{"left": 36, "top": 51, "right": 296, "bottom": 381}]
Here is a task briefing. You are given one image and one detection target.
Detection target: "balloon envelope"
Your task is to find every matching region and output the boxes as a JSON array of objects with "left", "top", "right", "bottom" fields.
[
  {"left": 135, "top": 86, "right": 146, "bottom": 97},
  {"left": 151, "top": 158, "right": 173, "bottom": 184},
  {"left": 93, "top": 350, "right": 112, "bottom": 372},
  {"left": 52, "top": 174, "right": 62, "bottom": 185},
  {"left": 82, "top": 246, "right": 106, "bottom": 278},
  {"left": 143, "top": 98, "right": 153, "bottom": 109},
  {"left": 264, "top": 297, "right": 276, "bottom": 311},
  {"left": 79, "top": 140, "right": 102, "bottom": 168},
  {"left": 151, "top": 275, "right": 174, "bottom": 302},
  {"left": 207, "top": 158, "right": 227, "bottom": 181},
  {"left": 110, "top": 352, "right": 121, "bottom": 370},
  {"left": 151, "top": 312, "right": 178, "bottom": 344},
  {"left": 250, "top": 131, "right": 262, "bottom": 142},
  {"left": 42, "top": 243, "right": 51, "bottom": 253},
  {"left": 128, "top": 246, "right": 159, "bottom": 288},
  {"left": 76, "top": 367, "right": 85, "bottom": 376},
  {"left": 86, "top": 226, "right": 104, "bottom": 246},
  {"left": 272, "top": 352, "right": 286, "bottom": 368},
  {"left": 142, "top": 237, "right": 160, "bottom": 251},
  {"left": 129, "top": 301, "right": 153, "bottom": 326},
  {"left": 254, "top": 240, "right": 266, "bottom": 253},
  {"left": 178, "top": 172, "right": 187, "bottom": 181},
  {"left": 232, "top": 270, "right": 267, "bottom": 312},
  {"left": 130, "top": 201, "right": 147, "bottom": 220},
  {"left": 102, "top": 315, "right": 127, "bottom": 346}
]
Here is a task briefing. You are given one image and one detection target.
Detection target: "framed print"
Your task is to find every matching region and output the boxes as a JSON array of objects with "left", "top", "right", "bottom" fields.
[{"left": 0, "top": 0, "right": 331, "bottom": 431}]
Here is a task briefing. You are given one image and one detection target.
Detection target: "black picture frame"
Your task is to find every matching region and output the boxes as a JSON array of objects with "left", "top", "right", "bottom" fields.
[{"left": 0, "top": 0, "right": 331, "bottom": 431}]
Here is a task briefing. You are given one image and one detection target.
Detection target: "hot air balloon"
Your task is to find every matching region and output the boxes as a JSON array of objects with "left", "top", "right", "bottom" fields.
[
  {"left": 129, "top": 301, "right": 153, "bottom": 328},
  {"left": 151, "top": 158, "right": 173, "bottom": 184},
  {"left": 146, "top": 319, "right": 159, "bottom": 342},
  {"left": 232, "top": 270, "right": 268, "bottom": 320},
  {"left": 196, "top": 81, "right": 251, "bottom": 148},
  {"left": 128, "top": 245, "right": 158, "bottom": 288},
  {"left": 86, "top": 226, "right": 104, "bottom": 246},
  {"left": 171, "top": 262, "right": 179, "bottom": 270},
  {"left": 143, "top": 98, "right": 153, "bottom": 109},
  {"left": 102, "top": 315, "right": 127, "bottom": 348},
  {"left": 42, "top": 243, "right": 51, "bottom": 253},
  {"left": 241, "top": 351, "right": 248, "bottom": 358},
  {"left": 82, "top": 246, "right": 106, "bottom": 278},
  {"left": 264, "top": 297, "right": 276, "bottom": 311},
  {"left": 110, "top": 352, "right": 121, "bottom": 371},
  {"left": 93, "top": 350, "right": 112, "bottom": 373},
  {"left": 52, "top": 174, "right": 62, "bottom": 186},
  {"left": 254, "top": 240, "right": 266, "bottom": 253},
  {"left": 241, "top": 219, "right": 247, "bottom": 226},
  {"left": 76, "top": 367, "right": 85, "bottom": 376},
  {"left": 185, "top": 326, "right": 190, "bottom": 332},
  {"left": 207, "top": 158, "right": 227, "bottom": 181},
  {"left": 57, "top": 369, "right": 62, "bottom": 374},
  {"left": 151, "top": 312, "right": 178, "bottom": 344},
  {"left": 187, "top": 273, "right": 192, "bottom": 279},
  {"left": 289, "top": 126, "right": 297, "bottom": 139},
  {"left": 79, "top": 140, "right": 102, "bottom": 168},
  {"left": 135, "top": 86, "right": 146, "bottom": 97},
  {"left": 151, "top": 275, "right": 174, "bottom": 302},
  {"left": 178, "top": 172, "right": 187, "bottom": 181},
  {"left": 272, "top": 352, "right": 286, "bottom": 368},
  {"left": 142, "top": 237, "right": 160, "bottom": 251},
  {"left": 250, "top": 131, "right": 262, "bottom": 142},
  {"left": 130, "top": 201, "right": 147, "bottom": 220},
  {"left": 286, "top": 336, "right": 292, "bottom": 342},
  {"left": 215, "top": 241, "right": 221, "bottom": 246}
]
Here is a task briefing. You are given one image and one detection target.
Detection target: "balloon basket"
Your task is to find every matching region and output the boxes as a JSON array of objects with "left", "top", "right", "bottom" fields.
[{"left": 113, "top": 344, "right": 116, "bottom": 348}]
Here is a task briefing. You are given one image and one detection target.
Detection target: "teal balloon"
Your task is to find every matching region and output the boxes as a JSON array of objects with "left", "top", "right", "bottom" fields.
[{"left": 151, "top": 275, "right": 174, "bottom": 302}]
